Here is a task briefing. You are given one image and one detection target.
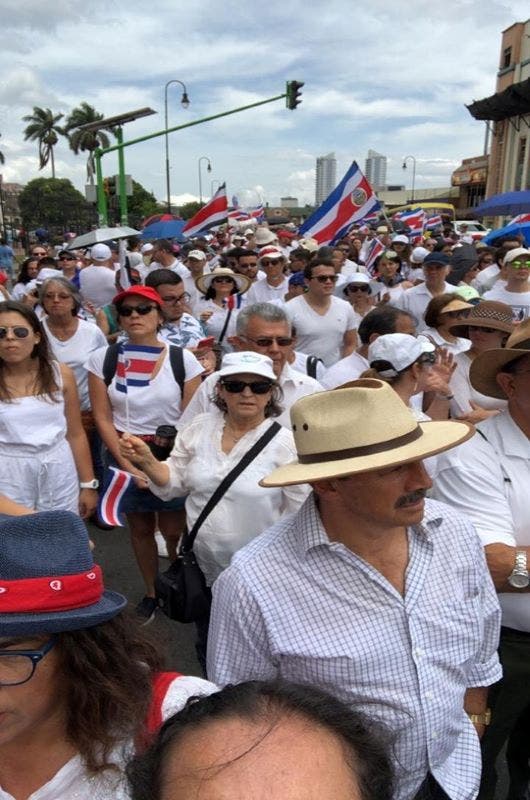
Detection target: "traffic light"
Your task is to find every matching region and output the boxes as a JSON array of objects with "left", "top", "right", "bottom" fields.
[
  {"left": 107, "top": 176, "right": 117, "bottom": 196},
  {"left": 286, "top": 80, "right": 304, "bottom": 110}
]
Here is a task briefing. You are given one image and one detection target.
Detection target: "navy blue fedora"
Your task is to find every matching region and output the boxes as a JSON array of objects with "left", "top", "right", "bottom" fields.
[{"left": 0, "top": 510, "right": 126, "bottom": 635}]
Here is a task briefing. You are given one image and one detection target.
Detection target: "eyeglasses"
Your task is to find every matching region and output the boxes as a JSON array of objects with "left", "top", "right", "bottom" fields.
[
  {"left": 260, "top": 259, "right": 284, "bottom": 267},
  {"left": 221, "top": 379, "right": 273, "bottom": 394},
  {"left": 509, "top": 260, "right": 530, "bottom": 269},
  {"left": 241, "top": 334, "right": 293, "bottom": 348},
  {"left": 346, "top": 284, "right": 370, "bottom": 293},
  {"left": 471, "top": 325, "right": 500, "bottom": 334},
  {"left": 160, "top": 292, "right": 191, "bottom": 304},
  {"left": 311, "top": 274, "right": 339, "bottom": 283},
  {"left": 212, "top": 277, "right": 235, "bottom": 284},
  {"left": 0, "top": 326, "right": 31, "bottom": 339},
  {"left": 0, "top": 638, "right": 56, "bottom": 686},
  {"left": 58, "top": 255, "right": 76, "bottom": 261},
  {"left": 118, "top": 304, "right": 157, "bottom": 317}
]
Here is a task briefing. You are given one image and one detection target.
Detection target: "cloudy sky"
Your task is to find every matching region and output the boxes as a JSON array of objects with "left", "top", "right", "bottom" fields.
[{"left": 1, "top": 0, "right": 528, "bottom": 209}]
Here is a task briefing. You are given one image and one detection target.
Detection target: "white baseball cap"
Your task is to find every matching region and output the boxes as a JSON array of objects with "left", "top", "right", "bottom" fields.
[
  {"left": 91, "top": 243, "right": 112, "bottom": 261},
  {"left": 218, "top": 352, "right": 276, "bottom": 381},
  {"left": 392, "top": 234, "right": 409, "bottom": 245},
  {"left": 141, "top": 243, "right": 154, "bottom": 254},
  {"left": 187, "top": 249, "right": 207, "bottom": 261},
  {"left": 368, "top": 334, "right": 435, "bottom": 377}
]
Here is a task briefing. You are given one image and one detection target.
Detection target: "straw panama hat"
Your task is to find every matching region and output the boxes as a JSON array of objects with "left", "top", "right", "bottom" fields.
[
  {"left": 470, "top": 317, "right": 530, "bottom": 400},
  {"left": 260, "top": 379, "right": 473, "bottom": 487},
  {"left": 448, "top": 300, "right": 514, "bottom": 336},
  {"left": 195, "top": 267, "right": 251, "bottom": 295}
]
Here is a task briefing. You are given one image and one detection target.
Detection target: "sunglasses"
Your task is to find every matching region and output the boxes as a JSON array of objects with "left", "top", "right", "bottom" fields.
[
  {"left": 0, "top": 326, "right": 31, "bottom": 339},
  {"left": 311, "top": 274, "right": 339, "bottom": 283},
  {"left": 242, "top": 335, "right": 293, "bottom": 347},
  {"left": 509, "top": 260, "right": 530, "bottom": 269},
  {"left": 346, "top": 284, "right": 370, "bottom": 293},
  {"left": 118, "top": 304, "right": 157, "bottom": 317},
  {"left": 31, "top": 252, "right": 46, "bottom": 257},
  {"left": 221, "top": 379, "right": 273, "bottom": 394},
  {"left": 58, "top": 255, "right": 76, "bottom": 261},
  {"left": 260, "top": 259, "right": 284, "bottom": 267},
  {"left": 212, "top": 277, "right": 235, "bottom": 284},
  {"left": 470, "top": 325, "right": 499, "bottom": 334}
]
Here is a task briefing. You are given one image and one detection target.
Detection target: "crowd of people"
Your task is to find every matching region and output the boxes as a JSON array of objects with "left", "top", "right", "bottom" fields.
[{"left": 0, "top": 217, "right": 529, "bottom": 799}]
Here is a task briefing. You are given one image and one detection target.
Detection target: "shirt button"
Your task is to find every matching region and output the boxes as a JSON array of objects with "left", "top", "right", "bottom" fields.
[
  {"left": 414, "top": 648, "right": 424, "bottom": 658},
  {"left": 432, "top": 732, "right": 438, "bottom": 740},
  {"left": 425, "top": 691, "right": 433, "bottom": 700}
]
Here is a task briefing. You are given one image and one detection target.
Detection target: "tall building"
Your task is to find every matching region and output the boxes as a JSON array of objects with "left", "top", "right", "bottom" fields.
[
  {"left": 365, "top": 150, "right": 387, "bottom": 189},
  {"left": 315, "top": 152, "right": 337, "bottom": 205}
]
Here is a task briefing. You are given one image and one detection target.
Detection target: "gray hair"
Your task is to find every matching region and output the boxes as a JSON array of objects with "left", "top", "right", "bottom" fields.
[
  {"left": 236, "top": 302, "right": 291, "bottom": 336},
  {"left": 39, "top": 276, "right": 82, "bottom": 316}
]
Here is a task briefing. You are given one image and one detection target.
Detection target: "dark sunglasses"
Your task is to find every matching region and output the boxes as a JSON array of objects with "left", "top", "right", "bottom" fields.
[
  {"left": 347, "top": 284, "right": 370, "bottom": 293},
  {"left": 221, "top": 379, "right": 273, "bottom": 394},
  {"left": 242, "top": 335, "right": 293, "bottom": 347},
  {"left": 312, "top": 274, "right": 338, "bottom": 283},
  {"left": 0, "top": 326, "right": 31, "bottom": 339},
  {"left": 212, "top": 277, "right": 235, "bottom": 284},
  {"left": 470, "top": 325, "right": 499, "bottom": 334},
  {"left": 118, "top": 304, "right": 157, "bottom": 317},
  {"left": 59, "top": 255, "right": 76, "bottom": 261},
  {"left": 260, "top": 259, "right": 284, "bottom": 266}
]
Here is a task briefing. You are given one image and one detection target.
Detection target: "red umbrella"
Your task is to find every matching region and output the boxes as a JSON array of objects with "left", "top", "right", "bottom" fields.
[{"left": 141, "top": 213, "right": 182, "bottom": 228}]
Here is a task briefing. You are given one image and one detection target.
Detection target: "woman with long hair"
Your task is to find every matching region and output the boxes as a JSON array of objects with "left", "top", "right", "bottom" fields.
[
  {"left": 193, "top": 268, "right": 250, "bottom": 355},
  {"left": 11, "top": 257, "right": 40, "bottom": 301},
  {"left": 0, "top": 300, "right": 97, "bottom": 518}
]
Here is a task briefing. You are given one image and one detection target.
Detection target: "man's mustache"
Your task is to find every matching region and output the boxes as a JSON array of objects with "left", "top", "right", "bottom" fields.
[{"left": 395, "top": 488, "right": 427, "bottom": 508}]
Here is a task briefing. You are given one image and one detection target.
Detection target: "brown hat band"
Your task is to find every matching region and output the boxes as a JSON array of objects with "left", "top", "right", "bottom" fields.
[{"left": 298, "top": 425, "right": 423, "bottom": 464}]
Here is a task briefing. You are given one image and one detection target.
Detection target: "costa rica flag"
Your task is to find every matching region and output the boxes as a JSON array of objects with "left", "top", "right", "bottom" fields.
[
  {"left": 98, "top": 467, "right": 133, "bottom": 527},
  {"left": 183, "top": 184, "right": 228, "bottom": 237},
  {"left": 116, "top": 344, "right": 163, "bottom": 394}
]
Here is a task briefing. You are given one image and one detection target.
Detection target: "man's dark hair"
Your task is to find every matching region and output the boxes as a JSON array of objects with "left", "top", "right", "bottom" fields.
[
  {"left": 290, "top": 247, "right": 312, "bottom": 264},
  {"left": 304, "top": 258, "right": 335, "bottom": 280},
  {"left": 357, "top": 305, "right": 415, "bottom": 345},
  {"left": 145, "top": 269, "right": 183, "bottom": 289},
  {"left": 153, "top": 239, "right": 174, "bottom": 254},
  {"left": 127, "top": 680, "right": 393, "bottom": 800},
  {"left": 39, "top": 256, "right": 58, "bottom": 268}
]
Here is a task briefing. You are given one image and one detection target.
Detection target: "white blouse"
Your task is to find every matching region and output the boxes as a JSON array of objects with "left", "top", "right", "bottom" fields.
[
  {"left": 449, "top": 351, "right": 508, "bottom": 418},
  {"left": 149, "top": 412, "right": 309, "bottom": 585}
]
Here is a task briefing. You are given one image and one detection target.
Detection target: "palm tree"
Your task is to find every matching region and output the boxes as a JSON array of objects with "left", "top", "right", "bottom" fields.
[
  {"left": 22, "top": 107, "right": 65, "bottom": 178},
  {"left": 64, "top": 103, "right": 115, "bottom": 184}
]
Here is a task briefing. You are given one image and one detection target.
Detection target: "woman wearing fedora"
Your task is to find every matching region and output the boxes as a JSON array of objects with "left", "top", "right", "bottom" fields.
[
  {"left": 0, "top": 510, "right": 213, "bottom": 800},
  {"left": 193, "top": 268, "right": 250, "bottom": 357}
]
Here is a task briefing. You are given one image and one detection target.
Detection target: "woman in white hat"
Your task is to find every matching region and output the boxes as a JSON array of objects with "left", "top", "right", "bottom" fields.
[
  {"left": 342, "top": 273, "right": 375, "bottom": 324},
  {"left": 194, "top": 268, "right": 250, "bottom": 356}
]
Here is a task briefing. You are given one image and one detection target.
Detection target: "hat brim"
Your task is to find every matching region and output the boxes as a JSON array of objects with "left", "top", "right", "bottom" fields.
[
  {"left": 0, "top": 589, "right": 127, "bottom": 636},
  {"left": 469, "top": 347, "right": 529, "bottom": 399},
  {"left": 260, "top": 420, "right": 473, "bottom": 487},
  {"left": 448, "top": 318, "right": 513, "bottom": 335},
  {"left": 195, "top": 272, "right": 251, "bottom": 295}
]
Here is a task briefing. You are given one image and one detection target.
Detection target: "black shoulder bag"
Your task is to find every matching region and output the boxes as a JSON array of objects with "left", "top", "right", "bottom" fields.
[{"left": 155, "top": 421, "right": 281, "bottom": 623}]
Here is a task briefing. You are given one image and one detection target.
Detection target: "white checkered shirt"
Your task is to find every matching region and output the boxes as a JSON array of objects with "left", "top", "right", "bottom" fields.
[{"left": 208, "top": 495, "right": 502, "bottom": 800}]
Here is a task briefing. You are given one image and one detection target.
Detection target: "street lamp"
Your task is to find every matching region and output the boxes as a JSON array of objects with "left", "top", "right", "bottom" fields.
[
  {"left": 198, "top": 156, "right": 212, "bottom": 204},
  {"left": 402, "top": 155, "right": 417, "bottom": 204},
  {"left": 211, "top": 179, "right": 221, "bottom": 196},
  {"left": 164, "top": 79, "right": 190, "bottom": 213}
]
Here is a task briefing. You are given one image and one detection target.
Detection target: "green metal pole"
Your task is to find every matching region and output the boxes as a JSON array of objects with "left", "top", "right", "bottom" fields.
[
  {"left": 94, "top": 150, "right": 108, "bottom": 226},
  {"left": 115, "top": 127, "right": 128, "bottom": 225}
]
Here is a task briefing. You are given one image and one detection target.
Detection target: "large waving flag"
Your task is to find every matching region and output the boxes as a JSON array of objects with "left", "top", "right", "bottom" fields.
[
  {"left": 116, "top": 344, "right": 163, "bottom": 394},
  {"left": 299, "top": 161, "right": 380, "bottom": 245},
  {"left": 98, "top": 466, "right": 133, "bottom": 527},
  {"left": 182, "top": 184, "right": 228, "bottom": 238}
]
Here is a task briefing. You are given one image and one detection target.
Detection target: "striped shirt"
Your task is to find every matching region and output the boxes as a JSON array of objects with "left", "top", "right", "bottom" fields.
[{"left": 208, "top": 495, "right": 501, "bottom": 800}]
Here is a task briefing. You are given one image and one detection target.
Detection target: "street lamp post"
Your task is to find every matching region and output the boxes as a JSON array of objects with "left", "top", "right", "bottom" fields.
[
  {"left": 197, "top": 156, "right": 212, "bottom": 204},
  {"left": 211, "top": 179, "right": 221, "bottom": 196},
  {"left": 402, "top": 155, "right": 417, "bottom": 203},
  {"left": 164, "top": 79, "right": 190, "bottom": 213}
]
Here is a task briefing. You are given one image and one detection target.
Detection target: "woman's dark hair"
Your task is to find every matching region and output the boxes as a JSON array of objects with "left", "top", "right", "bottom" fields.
[
  {"left": 16, "top": 257, "right": 40, "bottom": 285},
  {"left": 39, "top": 277, "right": 82, "bottom": 317},
  {"left": 204, "top": 279, "right": 238, "bottom": 301},
  {"left": 57, "top": 612, "right": 164, "bottom": 775},
  {"left": 0, "top": 301, "right": 59, "bottom": 402},
  {"left": 212, "top": 379, "right": 283, "bottom": 418},
  {"left": 424, "top": 292, "right": 463, "bottom": 329},
  {"left": 126, "top": 680, "right": 394, "bottom": 800}
]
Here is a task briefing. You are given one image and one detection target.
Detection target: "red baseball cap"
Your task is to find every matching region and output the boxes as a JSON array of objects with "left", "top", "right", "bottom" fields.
[{"left": 112, "top": 285, "right": 162, "bottom": 307}]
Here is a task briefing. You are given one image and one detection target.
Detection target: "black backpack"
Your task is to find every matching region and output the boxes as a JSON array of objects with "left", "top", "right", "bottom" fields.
[
  {"left": 306, "top": 354, "right": 323, "bottom": 379},
  {"left": 102, "top": 343, "right": 185, "bottom": 395}
]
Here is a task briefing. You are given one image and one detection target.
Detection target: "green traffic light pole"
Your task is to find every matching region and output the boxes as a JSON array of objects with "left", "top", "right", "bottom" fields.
[{"left": 94, "top": 91, "right": 289, "bottom": 226}]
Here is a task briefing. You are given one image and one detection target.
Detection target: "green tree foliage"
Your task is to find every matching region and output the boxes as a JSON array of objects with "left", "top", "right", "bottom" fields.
[
  {"left": 126, "top": 180, "right": 164, "bottom": 227},
  {"left": 178, "top": 201, "right": 203, "bottom": 219},
  {"left": 22, "top": 107, "right": 65, "bottom": 178},
  {"left": 19, "top": 178, "right": 95, "bottom": 232},
  {"left": 64, "top": 103, "right": 115, "bottom": 183}
]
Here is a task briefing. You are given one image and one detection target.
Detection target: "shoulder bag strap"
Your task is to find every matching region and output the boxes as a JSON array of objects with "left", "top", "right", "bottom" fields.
[
  {"left": 102, "top": 342, "right": 120, "bottom": 386},
  {"left": 217, "top": 307, "right": 233, "bottom": 345},
  {"left": 180, "top": 420, "right": 281, "bottom": 553}
]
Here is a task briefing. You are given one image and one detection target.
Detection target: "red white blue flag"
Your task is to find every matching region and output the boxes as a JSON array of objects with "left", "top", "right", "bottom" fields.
[
  {"left": 394, "top": 208, "right": 425, "bottom": 236},
  {"left": 116, "top": 344, "right": 163, "bottom": 394},
  {"left": 364, "top": 238, "right": 386, "bottom": 275},
  {"left": 509, "top": 213, "right": 530, "bottom": 224},
  {"left": 228, "top": 204, "right": 265, "bottom": 222},
  {"left": 425, "top": 214, "right": 442, "bottom": 229},
  {"left": 183, "top": 184, "right": 228, "bottom": 237},
  {"left": 299, "top": 161, "right": 380, "bottom": 245},
  {"left": 98, "top": 466, "right": 133, "bottom": 527}
]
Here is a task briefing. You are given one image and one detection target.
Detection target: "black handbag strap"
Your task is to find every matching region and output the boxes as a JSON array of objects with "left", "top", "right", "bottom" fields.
[
  {"left": 180, "top": 421, "right": 281, "bottom": 553},
  {"left": 217, "top": 307, "right": 232, "bottom": 344}
]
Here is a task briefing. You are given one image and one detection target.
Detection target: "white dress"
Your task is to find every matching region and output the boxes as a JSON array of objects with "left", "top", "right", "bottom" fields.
[{"left": 0, "top": 363, "right": 78, "bottom": 512}]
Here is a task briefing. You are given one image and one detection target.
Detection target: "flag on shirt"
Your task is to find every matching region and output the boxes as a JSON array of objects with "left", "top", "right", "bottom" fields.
[
  {"left": 425, "top": 214, "right": 442, "bottom": 230},
  {"left": 364, "top": 237, "right": 386, "bottom": 275},
  {"left": 298, "top": 161, "right": 381, "bottom": 245},
  {"left": 182, "top": 184, "right": 228, "bottom": 237},
  {"left": 115, "top": 344, "right": 163, "bottom": 394},
  {"left": 509, "top": 213, "right": 530, "bottom": 224},
  {"left": 395, "top": 208, "right": 425, "bottom": 236},
  {"left": 98, "top": 466, "right": 132, "bottom": 527}
]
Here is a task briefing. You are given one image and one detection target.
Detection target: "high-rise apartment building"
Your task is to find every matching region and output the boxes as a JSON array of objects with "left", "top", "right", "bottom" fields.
[
  {"left": 365, "top": 150, "right": 387, "bottom": 189},
  {"left": 315, "top": 152, "right": 337, "bottom": 205}
]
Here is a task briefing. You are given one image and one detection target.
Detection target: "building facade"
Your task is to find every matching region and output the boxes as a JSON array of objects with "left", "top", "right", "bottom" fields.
[
  {"left": 365, "top": 149, "right": 387, "bottom": 189},
  {"left": 315, "top": 152, "right": 337, "bottom": 205}
]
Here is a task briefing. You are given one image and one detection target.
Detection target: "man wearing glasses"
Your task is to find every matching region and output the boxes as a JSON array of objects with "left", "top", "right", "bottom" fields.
[
  {"left": 484, "top": 248, "right": 530, "bottom": 323},
  {"left": 246, "top": 247, "right": 289, "bottom": 304},
  {"left": 144, "top": 269, "right": 203, "bottom": 349},
  {"left": 285, "top": 259, "right": 358, "bottom": 367}
]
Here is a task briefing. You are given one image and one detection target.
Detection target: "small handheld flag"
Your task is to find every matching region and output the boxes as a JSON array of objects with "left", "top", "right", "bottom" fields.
[
  {"left": 116, "top": 344, "right": 163, "bottom": 394},
  {"left": 98, "top": 467, "right": 133, "bottom": 527}
]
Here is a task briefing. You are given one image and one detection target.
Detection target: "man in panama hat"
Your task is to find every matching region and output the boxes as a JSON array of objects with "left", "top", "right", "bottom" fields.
[{"left": 208, "top": 379, "right": 501, "bottom": 800}]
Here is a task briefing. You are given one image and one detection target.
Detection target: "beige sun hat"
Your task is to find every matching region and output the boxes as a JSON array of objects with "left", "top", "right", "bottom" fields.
[
  {"left": 448, "top": 300, "right": 514, "bottom": 336},
  {"left": 470, "top": 318, "right": 530, "bottom": 399},
  {"left": 195, "top": 267, "right": 251, "bottom": 296},
  {"left": 260, "top": 379, "right": 473, "bottom": 487}
]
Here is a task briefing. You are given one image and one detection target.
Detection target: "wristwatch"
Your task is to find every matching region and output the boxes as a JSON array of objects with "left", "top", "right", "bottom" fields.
[
  {"left": 508, "top": 549, "right": 529, "bottom": 589},
  {"left": 79, "top": 479, "right": 99, "bottom": 490},
  {"left": 468, "top": 709, "right": 491, "bottom": 726}
]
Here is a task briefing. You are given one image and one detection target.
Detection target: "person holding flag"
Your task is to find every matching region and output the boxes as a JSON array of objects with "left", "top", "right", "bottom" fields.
[{"left": 87, "top": 286, "right": 204, "bottom": 623}]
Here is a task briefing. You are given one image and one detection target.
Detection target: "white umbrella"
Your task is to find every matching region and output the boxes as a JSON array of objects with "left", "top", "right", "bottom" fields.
[{"left": 66, "top": 227, "right": 141, "bottom": 250}]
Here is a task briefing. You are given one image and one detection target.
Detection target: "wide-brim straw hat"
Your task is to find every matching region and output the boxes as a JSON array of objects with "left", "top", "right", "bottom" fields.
[
  {"left": 449, "top": 300, "right": 514, "bottom": 337},
  {"left": 195, "top": 267, "right": 250, "bottom": 295},
  {"left": 470, "top": 318, "right": 530, "bottom": 399},
  {"left": 260, "top": 379, "right": 473, "bottom": 487}
]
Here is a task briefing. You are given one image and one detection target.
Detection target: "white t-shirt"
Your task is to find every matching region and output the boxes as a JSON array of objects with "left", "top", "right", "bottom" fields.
[
  {"left": 86, "top": 345, "right": 203, "bottom": 434},
  {"left": 449, "top": 351, "right": 508, "bottom": 418},
  {"left": 246, "top": 276, "right": 290, "bottom": 305},
  {"left": 193, "top": 299, "right": 239, "bottom": 353},
  {"left": 79, "top": 265, "right": 117, "bottom": 309},
  {"left": 473, "top": 264, "right": 500, "bottom": 294},
  {"left": 285, "top": 295, "right": 358, "bottom": 367},
  {"left": 417, "top": 327, "right": 470, "bottom": 356},
  {"left": 321, "top": 351, "right": 370, "bottom": 389},
  {"left": 483, "top": 284, "right": 530, "bottom": 323},
  {"left": 42, "top": 319, "right": 107, "bottom": 410},
  {"left": 396, "top": 282, "right": 455, "bottom": 331}
]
